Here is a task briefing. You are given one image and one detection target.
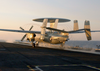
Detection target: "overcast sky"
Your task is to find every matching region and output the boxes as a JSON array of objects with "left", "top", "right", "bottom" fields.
[{"left": 0, "top": 0, "right": 100, "bottom": 41}]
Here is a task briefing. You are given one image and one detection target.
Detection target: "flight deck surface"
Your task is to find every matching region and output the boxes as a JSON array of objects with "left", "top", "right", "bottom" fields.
[{"left": 0, "top": 42, "right": 100, "bottom": 71}]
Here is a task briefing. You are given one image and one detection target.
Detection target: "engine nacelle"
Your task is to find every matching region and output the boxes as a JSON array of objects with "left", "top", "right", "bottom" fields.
[
  {"left": 26, "top": 33, "right": 36, "bottom": 42},
  {"left": 50, "top": 36, "right": 68, "bottom": 44}
]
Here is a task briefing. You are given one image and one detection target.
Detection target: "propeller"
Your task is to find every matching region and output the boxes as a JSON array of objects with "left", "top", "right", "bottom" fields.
[
  {"left": 20, "top": 26, "right": 33, "bottom": 41},
  {"left": 20, "top": 27, "right": 24, "bottom": 31},
  {"left": 29, "top": 26, "right": 33, "bottom": 31},
  {"left": 21, "top": 34, "right": 27, "bottom": 41}
]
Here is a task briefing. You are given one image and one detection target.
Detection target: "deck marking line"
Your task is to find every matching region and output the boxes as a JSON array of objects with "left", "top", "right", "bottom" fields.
[
  {"left": 82, "top": 64, "right": 100, "bottom": 71},
  {"left": 35, "top": 66, "right": 43, "bottom": 71},
  {"left": 33, "top": 64, "right": 100, "bottom": 71},
  {"left": 34, "top": 64, "right": 82, "bottom": 67},
  {"left": 27, "top": 65, "right": 35, "bottom": 71}
]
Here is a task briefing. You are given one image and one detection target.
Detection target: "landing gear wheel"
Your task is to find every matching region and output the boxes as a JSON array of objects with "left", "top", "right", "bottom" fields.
[
  {"left": 60, "top": 42, "right": 65, "bottom": 49},
  {"left": 35, "top": 42, "right": 39, "bottom": 46},
  {"left": 32, "top": 42, "right": 35, "bottom": 47}
]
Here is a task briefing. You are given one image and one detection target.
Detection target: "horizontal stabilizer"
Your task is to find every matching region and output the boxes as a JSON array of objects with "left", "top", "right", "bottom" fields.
[{"left": 46, "top": 27, "right": 84, "bottom": 33}]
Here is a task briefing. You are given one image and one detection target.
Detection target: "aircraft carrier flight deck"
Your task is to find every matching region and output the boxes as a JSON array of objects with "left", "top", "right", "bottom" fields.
[{"left": 0, "top": 42, "right": 100, "bottom": 71}]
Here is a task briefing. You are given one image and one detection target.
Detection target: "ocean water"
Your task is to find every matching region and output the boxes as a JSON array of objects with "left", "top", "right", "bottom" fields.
[{"left": 65, "top": 41, "right": 100, "bottom": 49}]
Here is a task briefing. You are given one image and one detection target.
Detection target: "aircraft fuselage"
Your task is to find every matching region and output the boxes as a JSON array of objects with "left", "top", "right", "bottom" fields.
[{"left": 34, "top": 32, "right": 69, "bottom": 44}]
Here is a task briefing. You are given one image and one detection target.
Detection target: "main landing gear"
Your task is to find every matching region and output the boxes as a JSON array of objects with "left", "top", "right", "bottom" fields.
[
  {"left": 32, "top": 42, "right": 35, "bottom": 47},
  {"left": 60, "top": 42, "right": 65, "bottom": 49},
  {"left": 32, "top": 41, "right": 39, "bottom": 47}
]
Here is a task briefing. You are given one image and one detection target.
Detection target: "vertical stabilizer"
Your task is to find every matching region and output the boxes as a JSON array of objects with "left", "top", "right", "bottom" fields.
[
  {"left": 54, "top": 19, "right": 59, "bottom": 28},
  {"left": 84, "top": 20, "right": 91, "bottom": 40},
  {"left": 74, "top": 20, "right": 79, "bottom": 31},
  {"left": 41, "top": 19, "right": 48, "bottom": 40}
]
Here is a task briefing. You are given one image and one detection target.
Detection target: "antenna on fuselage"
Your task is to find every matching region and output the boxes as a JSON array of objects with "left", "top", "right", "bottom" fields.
[
  {"left": 50, "top": 19, "right": 59, "bottom": 33},
  {"left": 40, "top": 19, "right": 48, "bottom": 40},
  {"left": 33, "top": 18, "right": 71, "bottom": 33}
]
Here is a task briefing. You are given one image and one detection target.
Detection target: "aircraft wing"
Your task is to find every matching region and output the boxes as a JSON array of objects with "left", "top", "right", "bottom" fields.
[
  {"left": 46, "top": 27, "right": 100, "bottom": 33},
  {"left": 0, "top": 29, "right": 41, "bottom": 34},
  {"left": 0, "top": 28, "right": 99, "bottom": 34}
]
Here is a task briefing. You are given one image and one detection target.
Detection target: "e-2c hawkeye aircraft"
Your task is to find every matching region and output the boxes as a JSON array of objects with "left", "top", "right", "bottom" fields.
[{"left": 0, "top": 18, "right": 100, "bottom": 47}]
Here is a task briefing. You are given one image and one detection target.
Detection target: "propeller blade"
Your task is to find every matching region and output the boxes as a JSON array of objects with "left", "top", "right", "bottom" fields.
[
  {"left": 21, "top": 34, "right": 27, "bottom": 41},
  {"left": 29, "top": 26, "right": 33, "bottom": 31},
  {"left": 20, "top": 27, "right": 24, "bottom": 31},
  {"left": 20, "top": 26, "right": 33, "bottom": 41}
]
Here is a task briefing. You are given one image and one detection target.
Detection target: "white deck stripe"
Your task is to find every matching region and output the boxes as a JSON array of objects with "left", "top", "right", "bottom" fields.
[{"left": 35, "top": 66, "right": 43, "bottom": 71}]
